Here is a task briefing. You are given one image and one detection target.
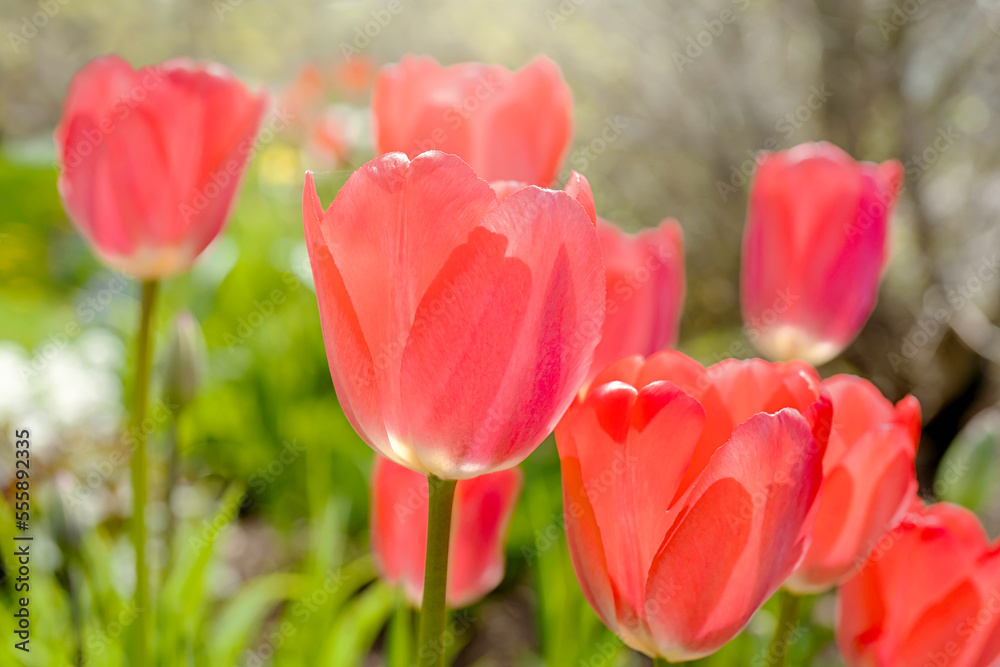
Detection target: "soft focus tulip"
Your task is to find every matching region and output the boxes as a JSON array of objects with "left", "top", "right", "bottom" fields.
[
  {"left": 591, "top": 219, "right": 684, "bottom": 383},
  {"left": 280, "top": 62, "right": 324, "bottom": 128},
  {"left": 741, "top": 142, "right": 903, "bottom": 365},
  {"left": 370, "top": 455, "right": 522, "bottom": 607},
  {"left": 555, "top": 351, "right": 831, "bottom": 661},
  {"left": 372, "top": 55, "right": 572, "bottom": 186},
  {"left": 303, "top": 151, "right": 604, "bottom": 479},
  {"left": 837, "top": 500, "right": 1000, "bottom": 667},
  {"left": 55, "top": 56, "right": 267, "bottom": 279},
  {"left": 332, "top": 56, "right": 375, "bottom": 97},
  {"left": 305, "top": 107, "right": 352, "bottom": 168},
  {"left": 491, "top": 181, "right": 685, "bottom": 386},
  {"left": 787, "top": 375, "right": 920, "bottom": 593}
]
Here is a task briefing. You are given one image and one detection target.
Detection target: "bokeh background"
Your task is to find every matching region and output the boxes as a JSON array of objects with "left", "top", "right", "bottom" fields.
[{"left": 2, "top": 0, "right": 1000, "bottom": 664}]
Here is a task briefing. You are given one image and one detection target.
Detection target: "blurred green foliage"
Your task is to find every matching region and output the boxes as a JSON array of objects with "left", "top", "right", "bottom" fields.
[{"left": 935, "top": 410, "right": 1000, "bottom": 538}]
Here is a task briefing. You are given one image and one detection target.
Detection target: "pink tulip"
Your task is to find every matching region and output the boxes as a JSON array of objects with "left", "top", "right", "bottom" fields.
[
  {"left": 55, "top": 56, "right": 267, "bottom": 279},
  {"left": 371, "top": 455, "right": 522, "bottom": 607},
  {"left": 741, "top": 142, "right": 903, "bottom": 365},
  {"left": 591, "top": 219, "right": 685, "bottom": 383},
  {"left": 837, "top": 500, "right": 1000, "bottom": 667},
  {"left": 302, "top": 151, "right": 604, "bottom": 479},
  {"left": 787, "top": 375, "right": 920, "bottom": 593},
  {"left": 492, "top": 180, "right": 685, "bottom": 386},
  {"left": 556, "top": 351, "right": 830, "bottom": 661},
  {"left": 372, "top": 55, "right": 573, "bottom": 186}
]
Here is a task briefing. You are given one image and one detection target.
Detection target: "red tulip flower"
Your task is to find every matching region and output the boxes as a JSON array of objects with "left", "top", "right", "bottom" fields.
[
  {"left": 371, "top": 455, "right": 522, "bottom": 607},
  {"left": 372, "top": 55, "right": 572, "bottom": 186},
  {"left": 787, "top": 375, "right": 920, "bottom": 593},
  {"left": 302, "top": 151, "right": 604, "bottom": 479},
  {"left": 837, "top": 500, "right": 1000, "bottom": 667},
  {"left": 590, "top": 219, "right": 685, "bottom": 384},
  {"left": 555, "top": 351, "right": 830, "bottom": 661},
  {"left": 55, "top": 56, "right": 267, "bottom": 278},
  {"left": 741, "top": 142, "right": 902, "bottom": 365}
]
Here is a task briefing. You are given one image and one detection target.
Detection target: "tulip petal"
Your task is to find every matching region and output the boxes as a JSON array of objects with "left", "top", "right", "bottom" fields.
[
  {"left": 316, "top": 152, "right": 499, "bottom": 469},
  {"left": 371, "top": 456, "right": 428, "bottom": 605},
  {"left": 644, "top": 409, "right": 822, "bottom": 660},
  {"left": 628, "top": 382, "right": 705, "bottom": 573},
  {"left": 563, "top": 171, "right": 597, "bottom": 226},
  {"left": 893, "top": 394, "right": 923, "bottom": 453},
  {"left": 790, "top": 427, "right": 916, "bottom": 591},
  {"left": 303, "top": 173, "right": 387, "bottom": 456},
  {"left": 823, "top": 375, "right": 899, "bottom": 465},
  {"left": 590, "top": 219, "right": 685, "bottom": 384},
  {"left": 836, "top": 558, "right": 888, "bottom": 666},
  {"left": 558, "top": 447, "right": 624, "bottom": 637},
  {"left": 877, "top": 504, "right": 992, "bottom": 644},
  {"left": 589, "top": 354, "right": 646, "bottom": 389},
  {"left": 837, "top": 502, "right": 997, "bottom": 664},
  {"left": 372, "top": 55, "right": 476, "bottom": 165},
  {"left": 479, "top": 55, "right": 573, "bottom": 186},
  {"left": 708, "top": 358, "right": 822, "bottom": 426},
  {"left": 398, "top": 184, "right": 603, "bottom": 477},
  {"left": 970, "top": 554, "right": 1000, "bottom": 666},
  {"left": 373, "top": 55, "right": 572, "bottom": 186},
  {"left": 398, "top": 226, "right": 533, "bottom": 474},
  {"left": 448, "top": 466, "right": 523, "bottom": 607},
  {"left": 636, "top": 351, "right": 735, "bottom": 497},
  {"left": 894, "top": 580, "right": 982, "bottom": 667},
  {"left": 557, "top": 379, "right": 704, "bottom": 655}
]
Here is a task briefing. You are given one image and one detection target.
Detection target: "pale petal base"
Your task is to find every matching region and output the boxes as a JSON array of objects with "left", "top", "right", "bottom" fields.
[
  {"left": 98, "top": 244, "right": 197, "bottom": 280},
  {"left": 755, "top": 326, "right": 841, "bottom": 366}
]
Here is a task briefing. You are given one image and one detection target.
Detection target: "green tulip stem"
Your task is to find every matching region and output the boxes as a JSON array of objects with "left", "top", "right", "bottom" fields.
[
  {"left": 129, "top": 279, "right": 158, "bottom": 665},
  {"left": 767, "top": 590, "right": 802, "bottom": 667},
  {"left": 416, "top": 475, "right": 457, "bottom": 667}
]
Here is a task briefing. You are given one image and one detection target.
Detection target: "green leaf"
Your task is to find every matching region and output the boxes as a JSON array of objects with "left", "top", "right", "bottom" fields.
[
  {"left": 208, "top": 572, "right": 302, "bottom": 665},
  {"left": 386, "top": 592, "right": 413, "bottom": 667},
  {"left": 324, "top": 580, "right": 396, "bottom": 666},
  {"left": 159, "top": 483, "right": 246, "bottom": 662},
  {"left": 935, "top": 408, "right": 1000, "bottom": 536}
]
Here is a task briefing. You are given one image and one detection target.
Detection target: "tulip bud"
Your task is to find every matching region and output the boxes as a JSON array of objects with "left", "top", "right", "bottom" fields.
[{"left": 162, "top": 311, "right": 207, "bottom": 410}]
